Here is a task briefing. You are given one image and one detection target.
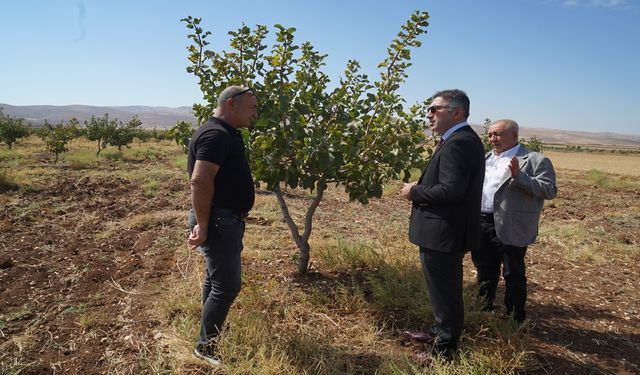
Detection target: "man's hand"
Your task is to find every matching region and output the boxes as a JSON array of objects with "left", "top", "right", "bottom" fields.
[
  {"left": 399, "top": 182, "right": 416, "bottom": 200},
  {"left": 508, "top": 156, "right": 520, "bottom": 178},
  {"left": 188, "top": 224, "right": 207, "bottom": 250}
]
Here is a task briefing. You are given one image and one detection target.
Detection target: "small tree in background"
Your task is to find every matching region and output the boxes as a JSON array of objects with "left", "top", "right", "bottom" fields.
[
  {"left": 110, "top": 116, "right": 142, "bottom": 151},
  {"left": 135, "top": 127, "right": 153, "bottom": 147},
  {"left": 0, "top": 108, "right": 30, "bottom": 149},
  {"left": 166, "top": 120, "right": 194, "bottom": 154},
  {"left": 183, "top": 11, "right": 430, "bottom": 274},
  {"left": 150, "top": 127, "right": 167, "bottom": 142},
  {"left": 85, "top": 114, "right": 118, "bottom": 156},
  {"left": 481, "top": 118, "right": 492, "bottom": 152},
  {"left": 39, "top": 119, "right": 80, "bottom": 163},
  {"left": 522, "top": 136, "right": 544, "bottom": 152}
]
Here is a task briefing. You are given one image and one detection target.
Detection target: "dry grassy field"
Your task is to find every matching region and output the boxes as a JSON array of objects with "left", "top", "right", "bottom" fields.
[
  {"left": 545, "top": 150, "right": 640, "bottom": 176},
  {"left": 1, "top": 138, "right": 638, "bottom": 374}
]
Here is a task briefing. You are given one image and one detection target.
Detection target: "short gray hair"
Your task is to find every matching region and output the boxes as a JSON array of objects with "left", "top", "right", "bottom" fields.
[{"left": 217, "top": 85, "right": 253, "bottom": 107}]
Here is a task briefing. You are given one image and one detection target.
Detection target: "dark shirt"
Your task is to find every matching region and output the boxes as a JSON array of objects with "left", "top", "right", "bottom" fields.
[{"left": 188, "top": 117, "right": 255, "bottom": 212}]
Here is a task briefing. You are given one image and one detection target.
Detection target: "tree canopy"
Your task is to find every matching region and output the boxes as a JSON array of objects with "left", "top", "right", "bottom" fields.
[{"left": 183, "top": 11, "right": 433, "bottom": 273}]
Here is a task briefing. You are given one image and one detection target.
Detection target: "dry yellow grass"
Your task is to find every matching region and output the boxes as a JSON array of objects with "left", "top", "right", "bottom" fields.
[
  {"left": 545, "top": 150, "right": 640, "bottom": 176},
  {"left": 6, "top": 138, "right": 638, "bottom": 374}
]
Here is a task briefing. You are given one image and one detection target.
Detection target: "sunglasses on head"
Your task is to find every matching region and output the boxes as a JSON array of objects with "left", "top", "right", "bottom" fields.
[{"left": 231, "top": 88, "right": 254, "bottom": 98}]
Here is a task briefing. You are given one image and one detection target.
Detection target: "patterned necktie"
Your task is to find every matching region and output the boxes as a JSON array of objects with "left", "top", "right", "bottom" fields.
[{"left": 434, "top": 137, "right": 443, "bottom": 152}]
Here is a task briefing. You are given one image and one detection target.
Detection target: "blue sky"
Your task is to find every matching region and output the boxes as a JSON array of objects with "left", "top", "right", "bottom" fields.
[{"left": 1, "top": 0, "right": 639, "bottom": 135}]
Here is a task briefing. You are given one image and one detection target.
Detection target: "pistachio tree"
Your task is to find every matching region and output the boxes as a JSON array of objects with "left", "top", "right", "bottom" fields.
[
  {"left": 183, "top": 12, "right": 431, "bottom": 273},
  {"left": 109, "top": 116, "right": 143, "bottom": 151},
  {"left": 39, "top": 119, "right": 80, "bottom": 163},
  {"left": 85, "top": 114, "right": 118, "bottom": 156},
  {"left": 0, "top": 108, "right": 30, "bottom": 150},
  {"left": 166, "top": 120, "right": 195, "bottom": 154}
]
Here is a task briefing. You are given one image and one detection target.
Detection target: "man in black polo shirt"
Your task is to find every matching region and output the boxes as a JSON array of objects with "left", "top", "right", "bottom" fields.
[{"left": 187, "top": 85, "right": 257, "bottom": 366}]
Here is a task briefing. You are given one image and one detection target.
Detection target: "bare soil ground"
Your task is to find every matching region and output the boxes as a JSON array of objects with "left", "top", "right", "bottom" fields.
[
  {"left": 522, "top": 172, "right": 640, "bottom": 374},
  {"left": 1, "top": 159, "right": 639, "bottom": 374}
]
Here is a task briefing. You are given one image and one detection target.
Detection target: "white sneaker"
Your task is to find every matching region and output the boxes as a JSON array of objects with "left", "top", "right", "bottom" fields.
[{"left": 193, "top": 347, "right": 221, "bottom": 366}]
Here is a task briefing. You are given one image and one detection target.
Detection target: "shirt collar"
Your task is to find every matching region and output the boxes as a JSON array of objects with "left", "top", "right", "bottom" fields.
[
  {"left": 212, "top": 116, "right": 240, "bottom": 134},
  {"left": 491, "top": 143, "right": 520, "bottom": 158},
  {"left": 441, "top": 121, "right": 468, "bottom": 141}
]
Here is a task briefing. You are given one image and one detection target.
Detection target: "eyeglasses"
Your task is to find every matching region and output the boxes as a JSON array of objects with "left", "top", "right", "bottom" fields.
[
  {"left": 427, "top": 105, "right": 457, "bottom": 114},
  {"left": 230, "top": 87, "right": 254, "bottom": 98}
]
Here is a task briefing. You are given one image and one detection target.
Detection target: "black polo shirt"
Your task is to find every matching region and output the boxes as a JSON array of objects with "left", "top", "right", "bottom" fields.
[{"left": 188, "top": 117, "right": 255, "bottom": 212}]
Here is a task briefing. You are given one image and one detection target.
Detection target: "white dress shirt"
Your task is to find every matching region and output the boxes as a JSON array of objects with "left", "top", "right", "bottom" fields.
[{"left": 481, "top": 143, "right": 520, "bottom": 213}]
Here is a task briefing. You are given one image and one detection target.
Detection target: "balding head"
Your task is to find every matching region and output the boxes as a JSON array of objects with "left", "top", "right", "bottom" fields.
[
  {"left": 213, "top": 85, "right": 258, "bottom": 129},
  {"left": 488, "top": 119, "right": 520, "bottom": 154}
]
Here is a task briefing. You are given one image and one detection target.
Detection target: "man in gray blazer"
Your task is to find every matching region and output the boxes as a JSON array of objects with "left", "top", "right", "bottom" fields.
[
  {"left": 472, "top": 119, "right": 557, "bottom": 324},
  {"left": 400, "top": 89, "right": 485, "bottom": 358}
]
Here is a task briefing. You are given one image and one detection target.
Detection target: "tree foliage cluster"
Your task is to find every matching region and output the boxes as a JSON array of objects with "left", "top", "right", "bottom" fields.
[
  {"left": 0, "top": 108, "right": 30, "bottom": 149},
  {"left": 39, "top": 119, "right": 82, "bottom": 162},
  {"left": 182, "top": 11, "right": 432, "bottom": 273},
  {"left": 84, "top": 114, "right": 144, "bottom": 155},
  {"left": 166, "top": 120, "right": 195, "bottom": 153}
]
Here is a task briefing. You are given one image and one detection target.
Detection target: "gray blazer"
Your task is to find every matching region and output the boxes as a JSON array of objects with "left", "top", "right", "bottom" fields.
[{"left": 492, "top": 145, "right": 557, "bottom": 247}]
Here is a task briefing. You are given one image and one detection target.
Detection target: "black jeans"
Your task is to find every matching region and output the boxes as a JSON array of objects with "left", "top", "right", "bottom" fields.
[
  {"left": 471, "top": 214, "right": 527, "bottom": 323},
  {"left": 188, "top": 208, "right": 245, "bottom": 352}
]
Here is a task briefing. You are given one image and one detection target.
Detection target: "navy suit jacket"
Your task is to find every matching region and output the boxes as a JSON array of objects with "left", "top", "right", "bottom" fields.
[{"left": 408, "top": 126, "right": 485, "bottom": 253}]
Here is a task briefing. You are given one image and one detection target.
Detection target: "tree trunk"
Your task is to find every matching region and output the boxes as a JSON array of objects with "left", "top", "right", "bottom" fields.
[
  {"left": 297, "top": 241, "right": 311, "bottom": 274},
  {"left": 273, "top": 181, "right": 325, "bottom": 274}
]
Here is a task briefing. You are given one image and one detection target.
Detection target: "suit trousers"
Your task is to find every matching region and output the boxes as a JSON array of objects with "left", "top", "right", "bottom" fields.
[
  {"left": 419, "top": 247, "right": 464, "bottom": 351},
  {"left": 471, "top": 214, "right": 527, "bottom": 323}
]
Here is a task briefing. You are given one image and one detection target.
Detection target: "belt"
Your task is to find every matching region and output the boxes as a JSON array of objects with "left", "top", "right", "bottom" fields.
[
  {"left": 480, "top": 212, "right": 494, "bottom": 220},
  {"left": 212, "top": 208, "right": 249, "bottom": 221}
]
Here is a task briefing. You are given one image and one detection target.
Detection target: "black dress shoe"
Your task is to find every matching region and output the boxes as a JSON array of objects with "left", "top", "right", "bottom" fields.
[{"left": 403, "top": 330, "right": 437, "bottom": 343}]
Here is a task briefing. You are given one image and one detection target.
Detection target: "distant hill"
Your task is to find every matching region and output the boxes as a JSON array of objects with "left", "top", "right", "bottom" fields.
[
  {"left": 2, "top": 103, "right": 640, "bottom": 147},
  {"left": 0, "top": 103, "right": 198, "bottom": 129},
  {"left": 518, "top": 127, "right": 640, "bottom": 147},
  {"left": 466, "top": 125, "right": 640, "bottom": 148}
]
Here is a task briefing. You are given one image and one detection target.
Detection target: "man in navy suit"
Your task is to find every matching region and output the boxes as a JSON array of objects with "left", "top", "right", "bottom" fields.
[{"left": 400, "top": 89, "right": 485, "bottom": 358}]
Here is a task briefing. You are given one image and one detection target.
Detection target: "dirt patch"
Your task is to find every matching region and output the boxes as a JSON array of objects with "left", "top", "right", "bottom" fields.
[
  {"left": 1, "top": 167, "right": 639, "bottom": 374},
  {"left": 0, "top": 173, "right": 185, "bottom": 373},
  {"left": 519, "top": 179, "right": 640, "bottom": 374}
]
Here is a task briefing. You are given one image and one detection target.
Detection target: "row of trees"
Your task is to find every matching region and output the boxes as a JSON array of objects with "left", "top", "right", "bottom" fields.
[{"left": 0, "top": 108, "right": 178, "bottom": 161}]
